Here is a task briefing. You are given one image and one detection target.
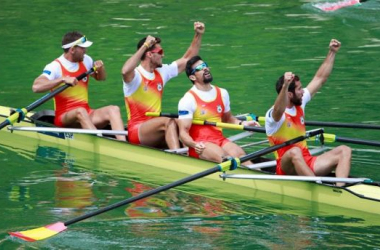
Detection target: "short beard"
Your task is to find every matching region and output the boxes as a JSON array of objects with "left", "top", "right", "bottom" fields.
[
  {"left": 203, "top": 72, "right": 213, "bottom": 83},
  {"left": 291, "top": 95, "right": 302, "bottom": 106}
]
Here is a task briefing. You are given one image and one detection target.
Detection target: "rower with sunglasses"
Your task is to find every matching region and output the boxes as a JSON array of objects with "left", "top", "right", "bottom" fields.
[
  {"left": 33, "top": 31, "right": 126, "bottom": 141},
  {"left": 121, "top": 22, "right": 205, "bottom": 150},
  {"left": 177, "top": 56, "right": 260, "bottom": 164}
]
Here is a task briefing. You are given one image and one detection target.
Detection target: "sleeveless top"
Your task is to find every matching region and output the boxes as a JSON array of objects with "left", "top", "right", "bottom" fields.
[
  {"left": 189, "top": 86, "right": 225, "bottom": 140},
  {"left": 124, "top": 69, "right": 164, "bottom": 128},
  {"left": 53, "top": 59, "right": 90, "bottom": 118}
]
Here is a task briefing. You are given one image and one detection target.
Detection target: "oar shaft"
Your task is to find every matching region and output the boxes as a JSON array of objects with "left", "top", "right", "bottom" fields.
[
  {"left": 240, "top": 129, "right": 323, "bottom": 163},
  {"left": 305, "top": 121, "right": 380, "bottom": 130},
  {"left": 336, "top": 136, "right": 380, "bottom": 147},
  {"left": 8, "top": 126, "right": 128, "bottom": 136},
  {"left": 64, "top": 166, "right": 221, "bottom": 226},
  {"left": 193, "top": 120, "right": 265, "bottom": 133},
  {"left": 220, "top": 174, "right": 370, "bottom": 184}
]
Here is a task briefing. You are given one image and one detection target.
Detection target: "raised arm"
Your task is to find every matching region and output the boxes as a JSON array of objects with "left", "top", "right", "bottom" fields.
[
  {"left": 121, "top": 35, "right": 156, "bottom": 83},
  {"left": 271, "top": 72, "right": 294, "bottom": 122},
  {"left": 175, "top": 22, "right": 205, "bottom": 73},
  {"left": 306, "top": 39, "right": 341, "bottom": 97},
  {"left": 92, "top": 60, "right": 106, "bottom": 81}
]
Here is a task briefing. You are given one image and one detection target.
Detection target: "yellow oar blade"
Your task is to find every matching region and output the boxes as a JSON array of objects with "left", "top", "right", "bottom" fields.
[{"left": 9, "top": 222, "right": 67, "bottom": 242}]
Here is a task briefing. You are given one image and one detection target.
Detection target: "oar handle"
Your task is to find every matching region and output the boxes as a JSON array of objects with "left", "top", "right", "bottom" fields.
[{"left": 146, "top": 112, "right": 178, "bottom": 118}]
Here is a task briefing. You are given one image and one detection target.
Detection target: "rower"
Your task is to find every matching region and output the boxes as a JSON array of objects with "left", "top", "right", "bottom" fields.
[
  {"left": 264, "top": 39, "right": 351, "bottom": 186},
  {"left": 177, "top": 55, "right": 260, "bottom": 165},
  {"left": 32, "top": 31, "right": 126, "bottom": 141}
]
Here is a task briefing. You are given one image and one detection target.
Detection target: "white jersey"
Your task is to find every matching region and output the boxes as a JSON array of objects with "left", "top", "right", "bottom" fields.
[
  {"left": 178, "top": 85, "right": 230, "bottom": 119},
  {"left": 40, "top": 54, "right": 93, "bottom": 80},
  {"left": 123, "top": 62, "right": 178, "bottom": 97},
  {"left": 265, "top": 88, "right": 311, "bottom": 136}
]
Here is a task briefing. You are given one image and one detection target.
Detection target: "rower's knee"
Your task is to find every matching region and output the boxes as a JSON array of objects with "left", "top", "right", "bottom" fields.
[
  {"left": 107, "top": 105, "right": 121, "bottom": 118},
  {"left": 338, "top": 145, "right": 352, "bottom": 158},
  {"left": 166, "top": 118, "right": 178, "bottom": 130},
  {"left": 75, "top": 107, "right": 89, "bottom": 121},
  {"left": 287, "top": 147, "right": 303, "bottom": 164}
]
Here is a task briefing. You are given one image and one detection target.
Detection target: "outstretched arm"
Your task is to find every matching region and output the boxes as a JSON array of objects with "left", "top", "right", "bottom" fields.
[
  {"left": 121, "top": 36, "right": 156, "bottom": 83},
  {"left": 175, "top": 22, "right": 205, "bottom": 73},
  {"left": 32, "top": 75, "right": 78, "bottom": 93},
  {"left": 271, "top": 72, "right": 294, "bottom": 122},
  {"left": 306, "top": 39, "right": 341, "bottom": 97}
]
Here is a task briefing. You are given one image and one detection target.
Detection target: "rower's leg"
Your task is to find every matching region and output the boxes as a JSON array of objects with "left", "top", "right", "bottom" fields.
[
  {"left": 281, "top": 147, "right": 315, "bottom": 176},
  {"left": 61, "top": 107, "right": 97, "bottom": 130},
  {"left": 139, "top": 117, "right": 180, "bottom": 149},
  {"left": 222, "top": 142, "right": 253, "bottom": 165},
  {"left": 164, "top": 118, "right": 180, "bottom": 150},
  {"left": 313, "top": 145, "right": 351, "bottom": 186},
  {"left": 90, "top": 106, "right": 127, "bottom": 141},
  {"left": 199, "top": 142, "right": 226, "bottom": 163}
]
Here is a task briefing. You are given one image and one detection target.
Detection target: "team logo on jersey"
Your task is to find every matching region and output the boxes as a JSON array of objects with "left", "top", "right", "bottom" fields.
[
  {"left": 157, "top": 83, "right": 163, "bottom": 91},
  {"left": 300, "top": 116, "right": 304, "bottom": 124},
  {"left": 82, "top": 76, "right": 88, "bottom": 82},
  {"left": 287, "top": 122, "right": 291, "bottom": 128},
  {"left": 201, "top": 110, "right": 206, "bottom": 115},
  {"left": 217, "top": 105, "right": 222, "bottom": 113}
]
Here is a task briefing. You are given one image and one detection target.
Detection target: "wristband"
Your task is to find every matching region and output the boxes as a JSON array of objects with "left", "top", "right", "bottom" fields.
[{"left": 143, "top": 42, "right": 149, "bottom": 49}]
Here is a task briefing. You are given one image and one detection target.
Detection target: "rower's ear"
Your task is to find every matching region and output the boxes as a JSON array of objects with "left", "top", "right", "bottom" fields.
[{"left": 189, "top": 75, "right": 196, "bottom": 81}]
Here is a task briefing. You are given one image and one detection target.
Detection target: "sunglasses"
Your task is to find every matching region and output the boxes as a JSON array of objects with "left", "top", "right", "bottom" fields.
[
  {"left": 191, "top": 62, "right": 208, "bottom": 75},
  {"left": 62, "top": 36, "right": 88, "bottom": 49},
  {"left": 150, "top": 48, "right": 164, "bottom": 55}
]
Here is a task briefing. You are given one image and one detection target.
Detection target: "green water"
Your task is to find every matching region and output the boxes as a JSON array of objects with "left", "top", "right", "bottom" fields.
[{"left": 1, "top": 0, "right": 380, "bottom": 249}]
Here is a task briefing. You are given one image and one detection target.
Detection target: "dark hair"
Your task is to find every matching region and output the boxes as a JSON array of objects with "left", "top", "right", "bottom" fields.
[
  {"left": 137, "top": 37, "right": 161, "bottom": 60},
  {"left": 275, "top": 75, "right": 300, "bottom": 94},
  {"left": 185, "top": 55, "right": 203, "bottom": 84},
  {"left": 62, "top": 31, "right": 83, "bottom": 52}
]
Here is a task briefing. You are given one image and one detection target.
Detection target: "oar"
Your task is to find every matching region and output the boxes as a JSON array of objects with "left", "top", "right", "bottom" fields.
[
  {"left": 322, "top": 133, "right": 380, "bottom": 147},
  {"left": 238, "top": 114, "right": 380, "bottom": 130},
  {"left": 0, "top": 67, "right": 95, "bottom": 130},
  {"left": 8, "top": 128, "right": 323, "bottom": 242},
  {"left": 220, "top": 174, "right": 372, "bottom": 184},
  {"left": 8, "top": 126, "right": 128, "bottom": 136},
  {"left": 305, "top": 121, "right": 380, "bottom": 130},
  {"left": 147, "top": 112, "right": 380, "bottom": 147},
  {"left": 146, "top": 112, "right": 265, "bottom": 133}
]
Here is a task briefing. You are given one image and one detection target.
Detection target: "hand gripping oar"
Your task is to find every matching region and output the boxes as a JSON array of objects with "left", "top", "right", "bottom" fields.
[
  {"left": 8, "top": 128, "right": 324, "bottom": 241},
  {"left": 146, "top": 112, "right": 266, "bottom": 133},
  {"left": 0, "top": 67, "right": 96, "bottom": 130}
]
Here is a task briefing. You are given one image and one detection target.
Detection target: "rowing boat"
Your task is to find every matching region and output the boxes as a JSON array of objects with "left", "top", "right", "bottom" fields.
[{"left": 1, "top": 105, "right": 380, "bottom": 216}]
